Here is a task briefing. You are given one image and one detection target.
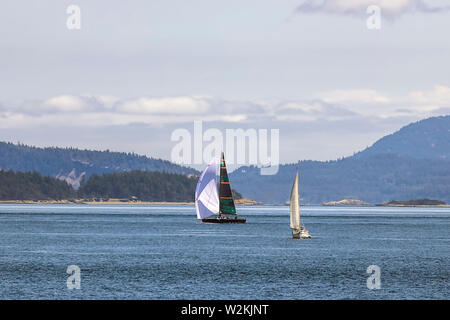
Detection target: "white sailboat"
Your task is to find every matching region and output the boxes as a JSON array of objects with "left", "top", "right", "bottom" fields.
[{"left": 290, "top": 169, "right": 311, "bottom": 239}]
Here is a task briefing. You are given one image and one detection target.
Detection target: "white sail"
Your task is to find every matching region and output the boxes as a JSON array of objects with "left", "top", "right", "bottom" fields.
[
  {"left": 289, "top": 170, "right": 300, "bottom": 230},
  {"left": 195, "top": 160, "right": 220, "bottom": 219}
]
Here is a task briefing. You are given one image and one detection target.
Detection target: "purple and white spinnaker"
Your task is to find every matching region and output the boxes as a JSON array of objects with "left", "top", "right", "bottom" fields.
[{"left": 195, "top": 160, "right": 219, "bottom": 219}]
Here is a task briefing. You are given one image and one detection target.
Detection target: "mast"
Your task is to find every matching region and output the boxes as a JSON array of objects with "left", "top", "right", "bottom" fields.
[
  {"left": 219, "top": 152, "right": 237, "bottom": 215},
  {"left": 289, "top": 169, "right": 300, "bottom": 230}
]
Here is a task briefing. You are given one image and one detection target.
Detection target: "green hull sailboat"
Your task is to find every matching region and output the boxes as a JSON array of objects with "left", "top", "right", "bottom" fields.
[{"left": 195, "top": 152, "right": 246, "bottom": 224}]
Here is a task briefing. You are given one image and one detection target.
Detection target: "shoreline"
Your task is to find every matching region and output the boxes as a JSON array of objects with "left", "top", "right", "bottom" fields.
[
  {"left": 375, "top": 204, "right": 450, "bottom": 208},
  {"left": 0, "top": 200, "right": 448, "bottom": 207},
  {"left": 0, "top": 199, "right": 194, "bottom": 205},
  {"left": 0, "top": 197, "right": 262, "bottom": 206}
]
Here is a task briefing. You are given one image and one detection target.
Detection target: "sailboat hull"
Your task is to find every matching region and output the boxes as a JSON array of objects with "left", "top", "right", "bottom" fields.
[
  {"left": 292, "top": 225, "right": 312, "bottom": 239},
  {"left": 202, "top": 216, "right": 246, "bottom": 224}
]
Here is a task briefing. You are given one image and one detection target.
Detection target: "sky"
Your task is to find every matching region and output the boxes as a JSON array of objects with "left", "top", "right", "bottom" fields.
[{"left": 0, "top": 0, "right": 449, "bottom": 167}]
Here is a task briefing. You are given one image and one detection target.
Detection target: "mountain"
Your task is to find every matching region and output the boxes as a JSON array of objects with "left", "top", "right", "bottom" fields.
[
  {"left": 0, "top": 142, "right": 198, "bottom": 188},
  {"left": 230, "top": 154, "right": 450, "bottom": 204},
  {"left": 354, "top": 115, "right": 450, "bottom": 160},
  {"left": 230, "top": 115, "right": 450, "bottom": 204}
]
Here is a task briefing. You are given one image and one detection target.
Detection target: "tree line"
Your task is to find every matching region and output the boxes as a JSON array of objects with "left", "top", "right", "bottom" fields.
[
  {"left": 0, "top": 169, "right": 243, "bottom": 202},
  {"left": 0, "top": 170, "right": 76, "bottom": 200}
]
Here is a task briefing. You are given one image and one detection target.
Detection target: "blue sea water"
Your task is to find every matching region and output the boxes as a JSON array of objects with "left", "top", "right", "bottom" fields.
[{"left": 0, "top": 204, "right": 448, "bottom": 300}]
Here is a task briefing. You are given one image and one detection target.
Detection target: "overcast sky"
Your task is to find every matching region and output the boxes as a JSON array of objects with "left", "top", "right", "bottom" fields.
[{"left": 0, "top": 0, "right": 449, "bottom": 166}]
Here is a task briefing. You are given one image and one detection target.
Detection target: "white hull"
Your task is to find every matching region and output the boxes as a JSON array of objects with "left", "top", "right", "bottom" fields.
[{"left": 292, "top": 225, "right": 312, "bottom": 239}]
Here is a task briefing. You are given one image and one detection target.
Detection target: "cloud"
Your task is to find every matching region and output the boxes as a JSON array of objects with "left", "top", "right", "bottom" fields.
[
  {"left": 117, "top": 96, "right": 211, "bottom": 114},
  {"left": 275, "top": 100, "right": 358, "bottom": 122},
  {"left": 1, "top": 88, "right": 448, "bottom": 163},
  {"left": 0, "top": 86, "right": 449, "bottom": 129},
  {"left": 409, "top": 85, "right": 450, "bottom": 105},
  {"left": 319, "top": 89, "right": 390, "bottom": 104},
  {"left": 313, "top": 86, "right": 450, "bottom": 119},
  {"left": 296, "top": 0, "right": 450, "bottom": 17},
  {"left": 12, "top": 95, "right": 117, "bottom": 115},
  {"left": 43, "top": 95, "right": 86, "bottom": 112},
  {"left": 0, "top": 94, "right": 251, "bottom": 129}
]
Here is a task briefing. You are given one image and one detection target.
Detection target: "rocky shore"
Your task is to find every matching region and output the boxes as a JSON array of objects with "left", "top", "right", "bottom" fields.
[
  {"left": 322, "top": 199, "right": 371, "bottom": 206},
  {"left": 376, "top": 199, "right": 448, "bottom": 207},
  {"left": 234, "top": 198, "right": 263, "bottom": 206}
]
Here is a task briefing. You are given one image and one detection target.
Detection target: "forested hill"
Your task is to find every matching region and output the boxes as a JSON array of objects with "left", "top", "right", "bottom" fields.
[
  {"left": 78, "top": 171, "right": 197, "bottom": 202},
  {"left": 0, "top": 170, "right": 76, "bottom": 200},
  {"left": 354, "top": 115, "right": 450, "bottom": 160},
  {"left": 0, "top": 169, "right": 196, "bottom": 201},
  {"left": 0, "top": 142, "right": 198, "bottom": 188},
  {"left": 230, "top": 154, "right": 450, "bottom": 204},
  {"left": 0, "top": 169, "right": 243, "bottom": 202},
  {"left": 230, "top": 115, "right": 450, "bottom": 204}
]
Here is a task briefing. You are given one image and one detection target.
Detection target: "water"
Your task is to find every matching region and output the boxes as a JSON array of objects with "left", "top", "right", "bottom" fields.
[{"left": 0, "top": 204, "right": 449, "bottom": 300}]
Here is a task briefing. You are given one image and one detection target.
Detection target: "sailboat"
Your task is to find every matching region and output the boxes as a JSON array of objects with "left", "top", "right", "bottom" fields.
[
  {"left": 195, "top": 152, "right": 246, "bottom": 224},
  {"left": 290, "top": 169, "right": 311, "bottom": 239}
]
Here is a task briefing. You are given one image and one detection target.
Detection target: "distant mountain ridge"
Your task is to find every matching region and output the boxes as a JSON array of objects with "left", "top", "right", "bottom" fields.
[
  {"left": 354, "top": 115, "right": 450, "bottom": 160},
  {"left": 230, "top": 154, "right": 450, "bottom": 204},
  {"left": 230, "top": 115, "right": 450, "bottom": 204},
  {"left": 0, "top": 142, "right": 198, "bottom": 188},
  {"left": 0, "top": 115, "right": 449, "bottom": 204}
]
